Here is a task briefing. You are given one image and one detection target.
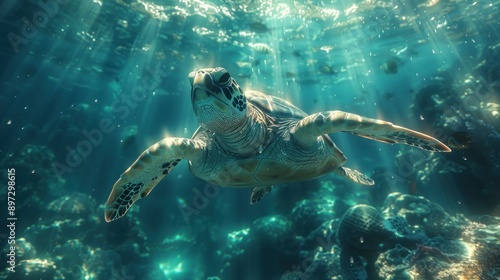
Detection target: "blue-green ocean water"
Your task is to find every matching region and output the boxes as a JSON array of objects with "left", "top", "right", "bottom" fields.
[{"left": 0, "top": 0, "right": 499, "bottom": 279}]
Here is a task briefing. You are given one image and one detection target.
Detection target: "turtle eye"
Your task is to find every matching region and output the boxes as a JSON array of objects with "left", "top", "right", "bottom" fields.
[{"left": 218, "top": 72, "right": 231, "bottom": 85}]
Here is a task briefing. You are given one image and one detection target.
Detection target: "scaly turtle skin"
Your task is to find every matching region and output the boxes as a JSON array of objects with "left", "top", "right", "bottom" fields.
[{"left": 104, "top": 67, "right": 450, "bottom": 222}]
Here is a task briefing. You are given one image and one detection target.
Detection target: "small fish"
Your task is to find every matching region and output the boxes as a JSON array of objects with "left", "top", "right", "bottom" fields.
[
  {"left": 236, "top": 61, "right": 252, "bottom": 68},
  {"left": 380, "top": 59, "right": 398, "bottom": 74},
  {"left": 447, "top": 131, "right": 472, "bottom": 149},
  {"left": 117, "top": 20, "right": 128, "bottom": 28},
  {"left": 249, "top": 43, "right": 273, "bottom": 54},
  {"left": 249, "top": 22, "right": 271, "bottom": 33},
  {"left": 318, "top": 64, "right": 338, "bottom": 76}
]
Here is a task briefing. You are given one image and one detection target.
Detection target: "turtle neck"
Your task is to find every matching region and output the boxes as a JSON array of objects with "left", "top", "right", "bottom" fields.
[{"left": 215, "top": 104, "right": 269, "bottom": 157}]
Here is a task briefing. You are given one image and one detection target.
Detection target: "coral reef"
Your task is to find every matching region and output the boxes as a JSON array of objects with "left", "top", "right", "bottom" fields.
[
  {"left": 290, "top": 199, "right": 334, "bottom": 237},
  {"left": 0, "top": 144, "right": 65, "bottom": 228},
  {"left": 2, "top": 184, "right": 499, "bottom": 280},
  {"left": 410, "top": 50, "right": 500, "bottom": 214},
  {"left": 218, "top": 215, "right": 301, "bottom": 279},
  {"left": 0, "top": 193, "right": 159, "bottom": 280}
]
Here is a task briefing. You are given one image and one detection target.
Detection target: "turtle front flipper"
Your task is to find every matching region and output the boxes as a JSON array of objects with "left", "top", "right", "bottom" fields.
[
  {"left": 291, "top": 110, "right": 451, "bottom": 152},
  {"left": 105, "top": 137, "right": 205, "bottom": 222}
]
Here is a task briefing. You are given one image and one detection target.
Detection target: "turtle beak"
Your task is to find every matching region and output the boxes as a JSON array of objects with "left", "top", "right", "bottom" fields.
[
  {"left": 190, "top": 71, "right": 212, "bottom": 102},
  {"left": 188, "top": 71, "right": 196, "bottom": 87}
]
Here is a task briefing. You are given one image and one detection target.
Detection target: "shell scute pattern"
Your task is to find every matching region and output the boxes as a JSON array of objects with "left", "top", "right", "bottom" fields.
[
  {"left": 245, "top": 90, "right": 308, "bottom": 119},
  {"left": 255, "top": 160, "right": 294, "bottom": 181}
]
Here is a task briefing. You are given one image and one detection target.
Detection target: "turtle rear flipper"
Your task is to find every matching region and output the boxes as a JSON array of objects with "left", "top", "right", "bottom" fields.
[
  {"left": 105, "top": 137, "right": 205, "bottom": 222},
  {"left": 291, "top": 110, "right": 451, "bottom": 152},
  {"left": 250, "top": 186, "right": 273, "bottom": 204},
  {"left": 334, "top": 167, "right": 374, "bottom": 186}
]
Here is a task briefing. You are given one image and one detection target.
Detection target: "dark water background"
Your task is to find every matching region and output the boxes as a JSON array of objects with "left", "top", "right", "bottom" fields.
[{"left": 0, "top": 0, "right": 499, "bottom": 279}]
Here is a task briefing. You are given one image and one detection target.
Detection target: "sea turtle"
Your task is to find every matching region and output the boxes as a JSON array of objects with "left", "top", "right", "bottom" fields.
[{"left": 104, "top": 67, "right": 450, "bottom": 222}]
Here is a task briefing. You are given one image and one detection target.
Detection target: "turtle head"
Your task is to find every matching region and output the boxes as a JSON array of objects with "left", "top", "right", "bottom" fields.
[{"left": 189, "top": 67, "right": 247, "bottom": 133}]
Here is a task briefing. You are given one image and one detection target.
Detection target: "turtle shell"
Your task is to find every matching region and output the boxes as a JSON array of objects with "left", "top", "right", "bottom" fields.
[
  {"left": 337, "top": 204, "right": 392, "bottom": 251},
  {"left": 245, "top": 90, "right": 308, "bottom": 119}
]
